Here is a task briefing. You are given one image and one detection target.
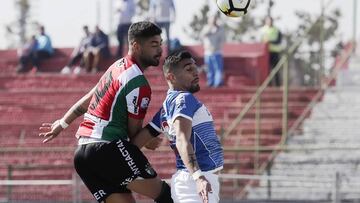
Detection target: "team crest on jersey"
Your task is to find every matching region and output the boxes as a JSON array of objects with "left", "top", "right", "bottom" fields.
[
  {"left": 140, "top": 97, "right": 150, "bottom": 109},
  {"left": 160, "top": 108, "right": 166, "bottom": 116},
  {"left": 161, "top": 121, "right": 169, "bottom": 133},
  {"left": 175, "top": 95, "right": 186, "bottom": 109},
  {"left": 144, "top": 163, "right": 156, "bottom": 176},
  {"left": 115, "top": 58, "right": 125, "bottom": 68},
  {"left": 161, "top": 121, "right": 174, "bottom": 140}
]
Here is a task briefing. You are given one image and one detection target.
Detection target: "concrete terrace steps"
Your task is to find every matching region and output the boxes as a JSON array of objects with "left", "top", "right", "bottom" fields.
[
  {"left": 0, "top": 74, "right": 253, "bottom": 91},
  {"left": 269, "top": 164, "right": 360, "bottom": 177},
  {"left": 223, "top": 134, "right": 281, "bottom": 147},
  {"left": 0, "top": 63, "right": 321, "bottom": 202},
  {"left": 0, "top": 152, "right": 175, "bottom": 180},
  {"left": 0, "top": 150, "right": 74, "bottom": 166},
  {"left": 245, "top": 55, "right": 360, "bottom": 201},
  {"left": 0, "top": 84, "right": 318, "bottom": 104},
  {"left": 0, "top": 43, "right": 269, "bottom": 83},
  {"left": 0, "top": 91, "right": 317, "bottom": 106},
  {"left": 0, "top": 96, "right": 312, "bottom": 110},
  {"left": 0, "top": 112, "right": 297, "bottom": 128},
  {"left": 247, "top": 188, "right": 360, "bottom": 201},
  {"left": 0, "top": 73, "right": 319, "bottom": 92},
  {"left": 0, "top": 104, "right": 306, "bottom": 124},
  {"left": 0, "top": 148, "right": 175, "bottom": 179},
  {"left": 0, "top": 43, "right": 273, "bottom": 201}
]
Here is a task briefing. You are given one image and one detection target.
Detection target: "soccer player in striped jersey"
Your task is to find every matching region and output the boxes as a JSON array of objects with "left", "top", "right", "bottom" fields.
[
  {"left": 39, "top": 21, "right": 173, "bottom": 203},
  {"left": 133, "top": 50, "right": 224, "bottom": 203}
]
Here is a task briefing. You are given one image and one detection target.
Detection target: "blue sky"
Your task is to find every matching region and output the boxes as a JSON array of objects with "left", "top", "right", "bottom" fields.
[{"left": 0, "top": 0, "right": 359, "bottom": 49}]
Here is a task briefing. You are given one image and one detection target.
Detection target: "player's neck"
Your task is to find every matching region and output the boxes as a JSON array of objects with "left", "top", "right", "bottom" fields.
[
  {"left": 128, "top": 51, "right": 147, "bottom": 72},
  {"left": 169, "top": 84, "right": 186, "bottom": 92}
]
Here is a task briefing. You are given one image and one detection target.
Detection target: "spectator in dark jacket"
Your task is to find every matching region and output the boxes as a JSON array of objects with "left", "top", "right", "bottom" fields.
[
  {"left": 83, "top": 26, "right": 111, "bottom": 73},
  {"left": 61, "top": 25, "right": 92, "bottom": 74},
  {"left": 16, "top": 35, "right": 38, "bottom": 73}
]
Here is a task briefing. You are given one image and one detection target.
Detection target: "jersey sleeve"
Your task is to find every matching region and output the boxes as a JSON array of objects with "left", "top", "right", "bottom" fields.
[
  {"left": 126, "top": 85, "right": 151, "bottom": 119},
  {"left": 171, "top": 92, "right": 201, "bottom": 122},
  {"left": 146, "top": 108, "right": 163, "bottom": 137}
]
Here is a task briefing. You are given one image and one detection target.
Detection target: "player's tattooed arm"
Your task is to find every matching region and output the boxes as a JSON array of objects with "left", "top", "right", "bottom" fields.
[
  {"left": 73, "top": 105, "right": 87, "bottom": 116},
  {"left": 174, "top": 117, "right": 201, "bottom": 173},
  {"left": 39, "top": 85, "right": 97, "bottom": 143},
  {"left": 188, "top": 153, "right": 199, "bottom": 168},
  {"left": 61, "top": 85, "right": 97, "bottom": 125}
]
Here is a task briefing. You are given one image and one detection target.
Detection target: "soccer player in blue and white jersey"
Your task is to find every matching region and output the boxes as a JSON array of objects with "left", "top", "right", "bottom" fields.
[{"left": 133, "top": 50, "right": 224, "bottom": 203}]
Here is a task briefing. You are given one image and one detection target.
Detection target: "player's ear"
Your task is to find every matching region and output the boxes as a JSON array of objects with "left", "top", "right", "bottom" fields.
[
  {"left": 132, "top": 40, "right": 140, "bottom": 52},
  {"left": 165, "top": 72, "right": 176, "bottom": 83}
]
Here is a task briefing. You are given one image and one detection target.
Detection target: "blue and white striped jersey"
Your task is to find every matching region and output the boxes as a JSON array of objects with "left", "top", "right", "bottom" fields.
[{"left": 149, "top": 90, "right": 224, "bottom": 172}]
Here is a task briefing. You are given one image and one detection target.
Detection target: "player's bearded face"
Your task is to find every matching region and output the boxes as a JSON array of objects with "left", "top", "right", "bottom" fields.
[
  {"left": 139, "top": 36, "right": 162, "bottom": 67},
  {"left": 175, "top": 58, "right": 200, "bottom": 93},
  {"left": 140, "top": 51, "right": 161, "bottom": 67},
  {"left": 188, "top": 83, "right": 200, "bottom": 93},
  {"left": 188, "top": 75, "right": 200, "bottom": 93}
]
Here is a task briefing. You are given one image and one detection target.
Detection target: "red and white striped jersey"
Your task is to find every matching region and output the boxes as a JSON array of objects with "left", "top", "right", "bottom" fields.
[{"left": 76, "top": 55, "right": 151, "bottom": 141}]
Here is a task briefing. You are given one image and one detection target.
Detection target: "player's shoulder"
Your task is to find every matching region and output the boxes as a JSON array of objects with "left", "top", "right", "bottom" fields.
[
  {"left": 177, "top": 91, "right": 194, "bottom": 98},
  {"left": 111, "top": 57, "right": 145, "bottom": 78},
  {"left": 171, "top": 91, "right": 199, "bottom": 104},
  {"left": 112, "top": 56, "right": 137, "bottom": 70},
  {"left": 168, "top": 90, "right": 191, "bottom": 98}
]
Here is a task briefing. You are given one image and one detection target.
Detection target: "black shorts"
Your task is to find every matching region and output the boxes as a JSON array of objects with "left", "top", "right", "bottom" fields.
[{"left": 74, "top": 139, "right": 157, "bottom": 202}]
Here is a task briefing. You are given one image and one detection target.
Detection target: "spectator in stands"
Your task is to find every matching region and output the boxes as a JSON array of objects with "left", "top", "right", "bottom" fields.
[
  {"left": 115, "top": 0, "right": 136, "bottom": 58},
  {"left": 261, "top": 16, "right": 283, "bottom": 86},
  {"left": 83, "top": 25, "right": 111, "bottom": 73},
  {"left": 200, "top": 12, "right": 225, "bottom": 88},
  {"left": 39, "top": 21, "right": 173, "bottom": 203},
  {"left": 149, "top": 0, "right": 176, "bottom": 54},
  {"left": 33, "top": 25, "right": 54, "bottom": 72},
  {"left": 61, "top": 25, "right": 92, "bottom": 75},
  {"left": 16, "top": 35, "right": 37, "bottom": 73},
  {"left": 132, "top": 50, "right": 224, "bottom": 203},
  {"left": 17, "top": 25, "right": 54, "bottom": 73},
  {"left": 168, "top": 37, "right": 183, "bottom": 54}
]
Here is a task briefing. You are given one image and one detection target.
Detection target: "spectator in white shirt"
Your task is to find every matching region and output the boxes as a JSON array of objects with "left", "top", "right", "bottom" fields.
[
  {"left": 116, "top": 0, "right": 136, "bottom": 57},
  {"left": 149, "top": 0, "right": 176, "bottom": 54}
]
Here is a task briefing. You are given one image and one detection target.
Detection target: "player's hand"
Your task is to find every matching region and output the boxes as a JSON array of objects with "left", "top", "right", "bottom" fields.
[
  {"left": 144, "top": 137, "right": 163, "bottom": 150},
  {"left": 39, "top": 120, "right": 63, "bottom": 143},
  {"left": 196, "top": 176, "right": 212, "bottom": 203}
]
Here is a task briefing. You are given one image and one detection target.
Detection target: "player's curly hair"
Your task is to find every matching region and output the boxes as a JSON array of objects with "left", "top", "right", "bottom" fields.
[
  {"left": 163, "top": 50, "right": 193, "bottom": 74},
  {"left": 128, "top": 21, "right": 162, "bottom": 43}
]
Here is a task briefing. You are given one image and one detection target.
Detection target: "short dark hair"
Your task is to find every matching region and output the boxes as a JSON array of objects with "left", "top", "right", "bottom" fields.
[
  {"left": 128, "top": 21, "right": 162, "bottom": 43},
  {"left": 163, "top": 50, "right": 193, "bottom": 74}
]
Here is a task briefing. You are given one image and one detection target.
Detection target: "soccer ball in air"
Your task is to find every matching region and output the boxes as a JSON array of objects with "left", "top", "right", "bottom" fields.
[{"left": 216, "top": 0, "right": 251, "bottom": 17}]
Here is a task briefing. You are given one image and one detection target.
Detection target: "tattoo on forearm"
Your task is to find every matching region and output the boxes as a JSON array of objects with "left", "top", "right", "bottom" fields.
[
  {"left": 73, "top": 106, "right": 87, "bottom": 116},
  {"left": 188, "top": 153, "right": 197, "bottom": 168}
]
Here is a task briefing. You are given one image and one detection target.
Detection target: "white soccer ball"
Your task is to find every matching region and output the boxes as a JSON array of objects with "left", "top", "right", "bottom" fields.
[{"left": 216, "top": 0, "right": 251, "bottom": 17}]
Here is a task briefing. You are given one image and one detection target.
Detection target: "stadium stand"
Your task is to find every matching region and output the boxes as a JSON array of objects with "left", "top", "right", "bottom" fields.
[
  {"left": 245, "top": 45, "right": 360, "bottom": 202},
  {"left": 0, "top": 43, "right": 319, "bottom": 202}
]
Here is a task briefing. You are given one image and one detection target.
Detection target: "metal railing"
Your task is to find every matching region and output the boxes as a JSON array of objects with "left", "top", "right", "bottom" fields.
[
  {"left": 221, "top": 0, "right": 355, "bottom": 175},
  {"left": 2, "top": 169, "right": 359, "bottom": 203},
  {"left": 219, "top": 172, "right": 360, "bottom": 203},
  {"left": 218, "top": 0, "right": 356, "bottom": 198}
]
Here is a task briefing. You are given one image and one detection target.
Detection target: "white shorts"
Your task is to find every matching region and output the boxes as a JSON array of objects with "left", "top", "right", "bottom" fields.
[{"left": 171, "top": 170, "right": 220, "bottom": 203}]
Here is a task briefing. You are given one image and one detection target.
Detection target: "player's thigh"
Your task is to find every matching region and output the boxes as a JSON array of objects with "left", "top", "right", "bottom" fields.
[
  {"left": 74, "top": 143, "right": 134, "bottom": 202},
  {"left": 171, "top": 171, "right": 199, "bottom": 203},
  {"left": 171, "top": 171, "right": 220, "bottom": 203},
  {"left": 107, "top": 139, "right": 160, "bottom": 199},
  {"left": 126, "top": 177, "right": 163, "bottom": 199},
  {"left": 105, "top": 193, "right": 136, "bottom": 203}
]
